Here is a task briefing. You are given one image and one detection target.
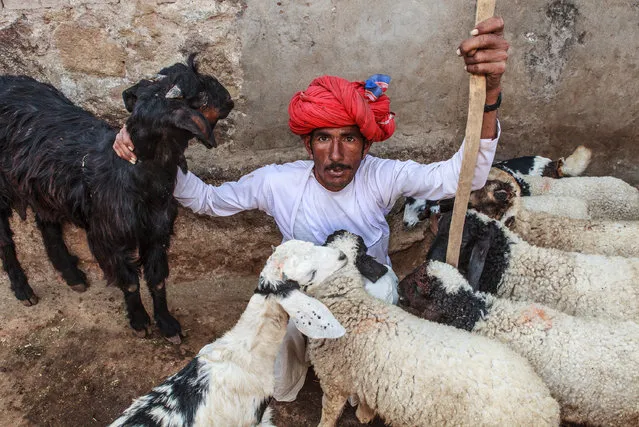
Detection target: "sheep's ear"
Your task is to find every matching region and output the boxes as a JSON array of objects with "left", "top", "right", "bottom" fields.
[
  {"left": 355, "top": 253, "right": 388, "bottom": 283},
  {"left": 426, "top": 212, "right": 452, "bottom": 262},
  {"left": 169, "top": 108, "right": 217, "bottom": 148},
  {"left": 466, "top": 225, "right": 495, "bottom": 290},
  {"left": 279, "top": 290, "right": 345, "bottom": 339}
]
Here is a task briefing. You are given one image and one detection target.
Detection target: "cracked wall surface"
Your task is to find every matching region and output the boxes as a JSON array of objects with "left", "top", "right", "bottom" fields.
[{"left": 0, "top": 0, "right": 637, "bottom": 185}]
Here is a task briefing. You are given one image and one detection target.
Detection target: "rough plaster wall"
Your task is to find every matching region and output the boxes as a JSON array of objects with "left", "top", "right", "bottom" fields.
[{"left": 235, "top": 0, "right": 639, "bottom": 184}]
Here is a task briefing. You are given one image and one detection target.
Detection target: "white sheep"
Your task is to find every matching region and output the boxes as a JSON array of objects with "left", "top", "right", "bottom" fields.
[
  {"left": 398, "top": 260, "right": 639, "bottom": 427},
  {"left": 510, "top": 205, "right": 639, "bottom": 258},
  {"left": 519, "top": 175, "right": 639, "bottom": 220},
  {"left": 430, "top": 210, "right": 639, "bottom": 322},
  {"left": 306, "top": 230, "right": 560, "bottom": 427},
  {"left": 110, "top": 240, "right": 347, "bottom": 427}
]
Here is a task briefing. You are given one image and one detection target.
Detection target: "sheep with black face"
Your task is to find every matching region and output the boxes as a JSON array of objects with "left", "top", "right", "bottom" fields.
[
  {"left": 398, "top": 260, "right": 639, "bottom": 427},
  {"left": 0, "top": 54, "right": 234, "bottom": 342}
]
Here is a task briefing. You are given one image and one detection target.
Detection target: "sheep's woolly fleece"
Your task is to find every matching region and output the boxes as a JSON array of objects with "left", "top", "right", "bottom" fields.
[
  {"left": 520, "top": 175, "right": 639, "bottom": 220},
  {"left": 511, "top": 208, "right": 639, "bottom": 258},
  {"left": 428, "top": 261, "right": 639, "bottom": 427},
  {"left": 468, "top": 211, "right": 639, "bottom": 322},
  {"left": 306, "top": 264, "right": 559, "bottom": 426}
]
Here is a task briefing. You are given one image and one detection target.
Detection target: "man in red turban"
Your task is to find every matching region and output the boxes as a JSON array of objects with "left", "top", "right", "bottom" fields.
[{"left": 114, "top": 16, "right": 509, "bottom": 402}]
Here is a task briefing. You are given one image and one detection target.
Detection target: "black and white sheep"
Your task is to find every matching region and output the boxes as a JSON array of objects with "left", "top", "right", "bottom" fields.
[
  {"left": 110, "top": 240, "right": 347, "bottom": 427},
  {"left": 492, "top": 145, "right": 592, "bottom": 179},
  {"left": 0, "top": 55, "right": 234, "bottom": 341},
  {"left": 303, "top": 230, "right": 560, "bottom": 427},
  {"left": 398, "top": 260, "right": 639, "bottom": 427},
  {"left": 402, "top": 145, "right": 592, "bottom": 229},
  {"left": 430, "top": 210, "right": 639, "bottom": 322},
  {"left": 466, "top": 179, "right": 639, "bottom": 258}
]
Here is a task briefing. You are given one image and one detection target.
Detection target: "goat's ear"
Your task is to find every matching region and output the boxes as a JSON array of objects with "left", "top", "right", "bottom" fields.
[
  {"left": 466, "top": 224, "right": 495, "bottom": 291},
  {"left": 169, "top": 108, "right": 217, "bottom": 148},
  {"left": 355, "top": 253, "right": 388, "bottom": 283},
  {"left": 279, "top": 290, "right": 345, "bottom": 339}
]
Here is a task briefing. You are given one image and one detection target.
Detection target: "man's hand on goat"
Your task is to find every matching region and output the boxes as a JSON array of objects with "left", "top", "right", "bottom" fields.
[
  {"left": 457, "top": 16, "right": 509, "bottom": 96},
  {"left": 113, "top": 126, "right": 137, "bottom": 164}
]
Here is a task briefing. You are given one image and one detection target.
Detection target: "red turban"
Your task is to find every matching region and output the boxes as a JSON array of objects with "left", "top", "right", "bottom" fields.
[{"left": 288, "top": 75, "right": 396, "bottom": 142}]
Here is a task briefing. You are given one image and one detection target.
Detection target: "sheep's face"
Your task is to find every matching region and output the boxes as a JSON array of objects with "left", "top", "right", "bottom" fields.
[
  {"left": 122, "top": 54, "right": 234, "bottom": 167},
  {"left": 324, "top": 230, "right": 389, "bottom": 283},
  {"left": 257, "top": 240, "right": 347, "bottom": 339},
  {"left": 468, "top": 180, "right": 516, "bottom": 220},
  {"left": 259, "top": 240, "right": 348, "bottom": 293},
  {"left": 403, "top": 197, "right": 429, "bottom": 229},
  {"left": 398, "top": 261, "right": 486, "bottom": 331}
]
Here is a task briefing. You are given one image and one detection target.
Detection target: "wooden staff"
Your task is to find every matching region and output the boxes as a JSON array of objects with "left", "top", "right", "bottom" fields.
[{"left": 446, "top": 0, "right": 497, "bottom": 267}]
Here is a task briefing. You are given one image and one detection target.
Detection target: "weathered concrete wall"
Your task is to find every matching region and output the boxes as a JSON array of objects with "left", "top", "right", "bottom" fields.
[{"left": 1, "top": 0, "right": 637, "bottom": 184}]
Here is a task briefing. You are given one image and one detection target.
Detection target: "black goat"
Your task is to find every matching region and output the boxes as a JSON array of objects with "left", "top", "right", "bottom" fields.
[{"left": 0, "top": 55, "right": 234, "bottom": 342}]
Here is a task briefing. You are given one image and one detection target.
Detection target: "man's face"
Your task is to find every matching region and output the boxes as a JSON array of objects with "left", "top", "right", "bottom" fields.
[{"left": 303, "top": 126, "right": 373, "bottom": 192}]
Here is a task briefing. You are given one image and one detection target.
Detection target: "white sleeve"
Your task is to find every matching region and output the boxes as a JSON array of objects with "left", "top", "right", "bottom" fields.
[
  {"left": 173, "top": 167, "right": 273, "bottom": 216},
  {"left": 370, "top": 121, "right": 500, "bottom": 209}
]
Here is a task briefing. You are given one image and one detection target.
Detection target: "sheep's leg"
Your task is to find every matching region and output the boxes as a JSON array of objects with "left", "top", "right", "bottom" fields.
[
  {"left": 35, "top": 216, "right": 88, "bottom": 292},
  {"left": 0, "top": 208, "right": 38, "bottom": 306},
  {"left": 355, "top": 397, "right": 376, "bottom": 424},
  {"left": 88, "top": 235, "right": 151, "bottom": 335},
  {"left": 138, "top": 206, "right": 181, "bottom": 343},
  {"left": 318, "top": 388, "right": 348, "bottom": 427}
]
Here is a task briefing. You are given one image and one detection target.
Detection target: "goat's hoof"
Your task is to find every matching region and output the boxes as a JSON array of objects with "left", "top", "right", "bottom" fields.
[
  {"left": 21, "top": 294, "right": 40, "bottom": 306},
  {"left": 69, "top": 283, "right": 87, "bottom": 293},
  {"left": 164, "top": 334, "right": 182, "bottom": 345},
  {"left": 132, "top": 327, "right": 150, "bottom": 338}
]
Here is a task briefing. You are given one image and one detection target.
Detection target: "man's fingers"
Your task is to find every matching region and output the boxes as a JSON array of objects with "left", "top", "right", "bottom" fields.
[
  {"left": 473, "top": 16, "right": 505, "bottom": 36},
  {"left": 458, "top": 34, "right": 510, "bottom": 57},
  {"left": 465, "top": 62, "right": 506, "bottom": 77},
  {"left": 463, "top": 49, "right": 509, "bottom": 66}
]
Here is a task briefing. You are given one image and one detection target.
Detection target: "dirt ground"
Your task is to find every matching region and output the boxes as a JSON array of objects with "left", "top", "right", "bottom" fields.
[{"left": 0, "top": 207, "right": 431, "bottom": 427}]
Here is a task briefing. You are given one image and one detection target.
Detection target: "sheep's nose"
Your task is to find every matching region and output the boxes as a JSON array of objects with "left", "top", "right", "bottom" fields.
[{"left": 338, "top": 252, "right": 347, "bottom": 261}]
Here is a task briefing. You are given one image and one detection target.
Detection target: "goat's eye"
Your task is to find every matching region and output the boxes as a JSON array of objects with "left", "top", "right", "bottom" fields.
[{"left": 308, "top": 270, "right": 317, "bottom": 282}]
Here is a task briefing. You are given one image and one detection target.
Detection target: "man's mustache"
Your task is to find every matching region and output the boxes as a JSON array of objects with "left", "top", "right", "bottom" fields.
[{"left": 326, "top": 163, "right": 351, "bottom": 171}]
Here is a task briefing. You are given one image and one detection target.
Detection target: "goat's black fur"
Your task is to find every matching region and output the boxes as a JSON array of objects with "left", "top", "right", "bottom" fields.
[{"left": 0, "top": 54, "right": 234, "bottom": 340}]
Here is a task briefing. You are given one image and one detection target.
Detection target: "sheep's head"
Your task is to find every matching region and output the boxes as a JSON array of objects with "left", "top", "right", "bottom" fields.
[
  {"left": 468, "top": 179, "right": 517, "bottom": 221},
  {"left": 324, "top": 230, "right": 389, "bottom": 283},
  {"left": 122, "top": 54, "right": 234, "bottom": 170},
  {"left": 257, "top": 240, "right": 347, "bottom": 339},
  {"left": 428, "top": 210, "right": 505, "bottom": 292},
  {"left": 398, "top": 260, "right": 486, "bottom": 331}
]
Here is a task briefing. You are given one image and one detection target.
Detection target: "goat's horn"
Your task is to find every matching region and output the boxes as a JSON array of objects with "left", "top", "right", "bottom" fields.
[{"left": 165, "top": 85, "right": 183, "bottom": 99}]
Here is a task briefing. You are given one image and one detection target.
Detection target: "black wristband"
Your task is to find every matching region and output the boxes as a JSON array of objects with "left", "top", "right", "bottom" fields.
[{"left": 484, "top": 92, "right": 502, "bottom": 112}]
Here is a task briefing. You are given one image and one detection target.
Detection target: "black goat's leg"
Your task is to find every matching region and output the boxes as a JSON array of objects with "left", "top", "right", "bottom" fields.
[
  {"left": 35, "top": 216, "right": 88, "bottom": 292},
  {"left": 139, "top": 210, "right": 182, "bottom": 343},
  {"left": 88, "top": 236, "right": 151, "bottom": 336},
  {"left": 0, "top": 208, "right": 38, "bottom": 305}
]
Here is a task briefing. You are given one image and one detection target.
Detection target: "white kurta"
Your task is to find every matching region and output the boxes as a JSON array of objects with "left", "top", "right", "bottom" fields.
[{"left": 174, "top": 129, "right": 499, "bottom": 265}]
